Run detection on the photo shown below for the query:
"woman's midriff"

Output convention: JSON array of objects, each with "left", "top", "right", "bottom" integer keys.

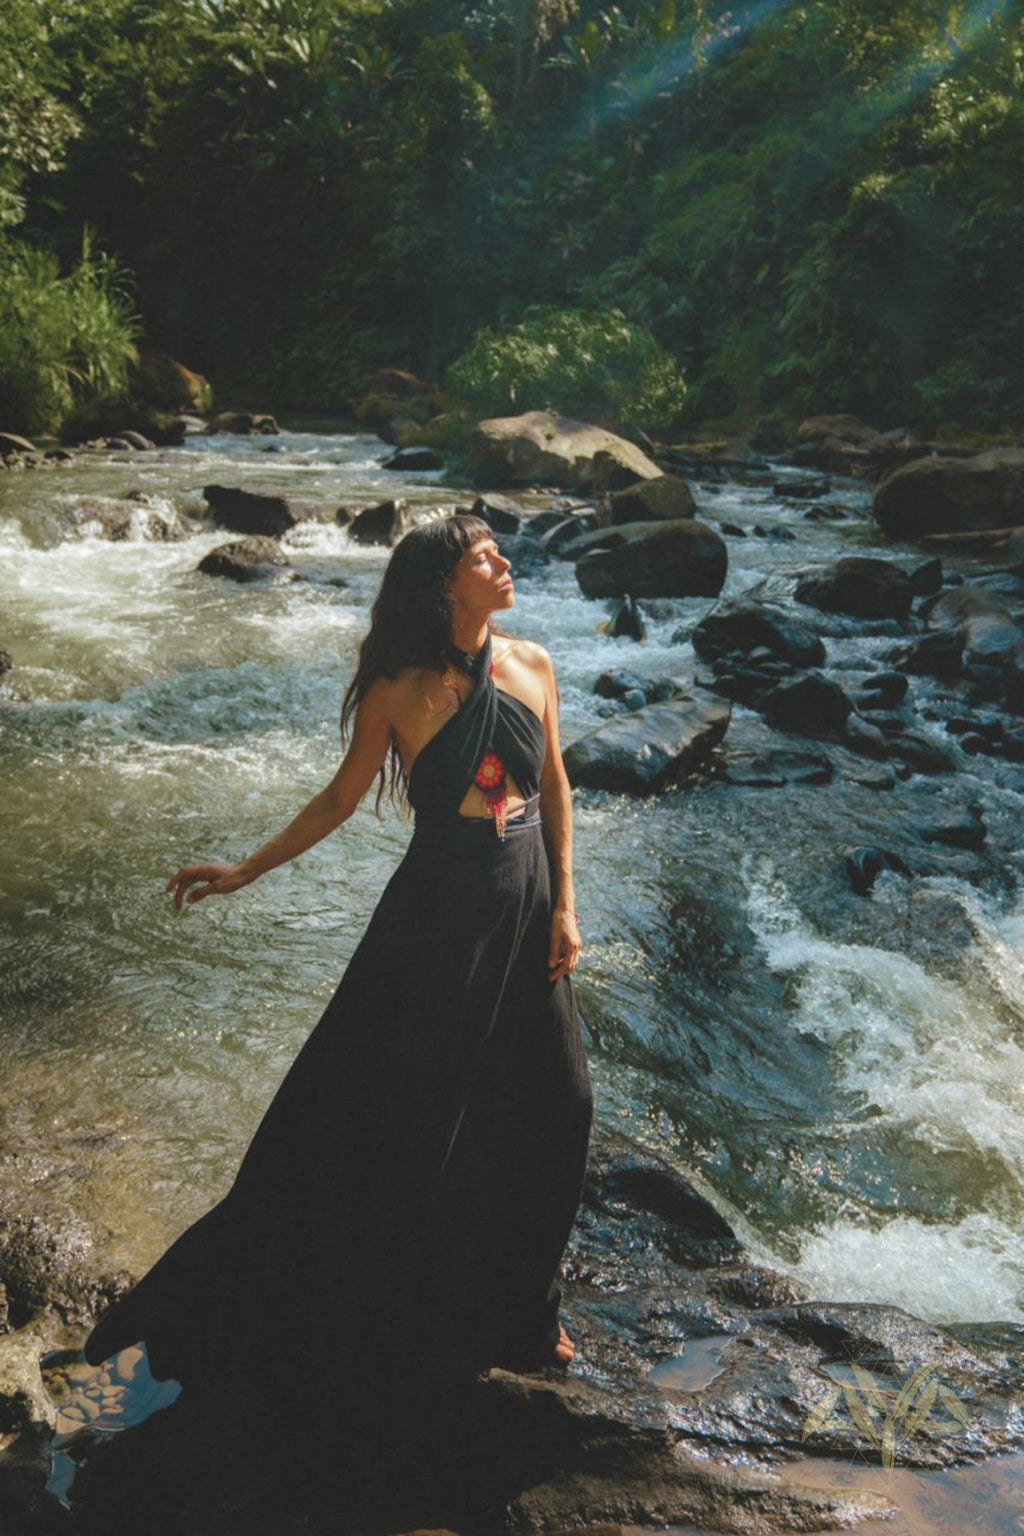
[{"left": 456, "top": 768, "right": 527, "bottom": 821}]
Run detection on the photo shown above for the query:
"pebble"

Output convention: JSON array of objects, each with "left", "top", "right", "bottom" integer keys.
[{"left": 114, "top": 1346, "right": 144, "bottom": 1383}]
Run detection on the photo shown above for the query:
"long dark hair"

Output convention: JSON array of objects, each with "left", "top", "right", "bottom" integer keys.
[{"left": 341, "top": 512, "right": 496, "bottom": 812}]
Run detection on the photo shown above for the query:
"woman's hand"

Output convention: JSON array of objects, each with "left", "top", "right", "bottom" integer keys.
[
  {"left": 548, "top": 906, "right": 581, "bottom": 983},
  {"left": 166, "top": 862, "right": 251, "bottom": 910}
]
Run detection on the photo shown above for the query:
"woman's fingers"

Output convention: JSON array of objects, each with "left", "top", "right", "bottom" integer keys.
[
  {"left": 548, "top": 918, "right": 582, "bottom": 981},
  {"left": 166, "top": 864, "right": 234, "bottom": 910}
]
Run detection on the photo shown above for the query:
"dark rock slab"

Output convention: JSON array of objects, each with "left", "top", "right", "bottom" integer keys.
[
  {"left": 202, "top": 484, "right": 325, "bottom": 537},
  {"left": 468, "top": 411, "right": 660, "bottom": 492},
  {"left": 763, "top": 673, "right": 852, "bottom": 737},
  {"left": 207, "top": 412, "right": 279, "bottom": 436},
  {"left": 381, "top": 445, "right": 444, "bottom": 471},
  {"left": 889, "top": 630, "right": 965, "bottom": 678},
  {"left": 197, "top": 537, "right": 292, "bottom": 582},
  {"left": 795, "top": 556, "right": 914, "bottom": 621},
  {"left": 347, "top": 499, "right": 414, "bottom": 546},
  {"left": 604, "top": 594, "right": 645, "bottom": 640},
  {"left": 574, "top": 520, "right": 728, "bottom": 600},
  {"left": 874, "top": 448, "right": 1024, "bottom": 539},
  {"left": 593, "top": 671, "right": 680, "bottom": 706},
  {"left": 721, "top": 748, "right": 834, "bottom": 786},
  {"left": 608, "top": 474, "right": 697, "bottom": 524},
  {"left": 469, "top": 492, "right": 524, "bottom": 533},
  {"left": 564, "top": 692, "right": 730, "bottom": 792},
  {"left": 692, "top": 601, "right": 825, "bottom": 668}
]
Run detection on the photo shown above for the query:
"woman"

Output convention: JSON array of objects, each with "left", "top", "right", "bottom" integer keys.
[{"left": 84, "top": 513, "right": 593, "bottom": 1398}]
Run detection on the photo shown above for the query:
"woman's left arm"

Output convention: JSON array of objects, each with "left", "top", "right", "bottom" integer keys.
[{"left": 537, "top": 649, "right": 581, "bottom": 983}]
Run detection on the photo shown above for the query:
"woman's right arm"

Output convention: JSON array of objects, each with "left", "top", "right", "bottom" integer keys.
[{"left": 167, "top": 681, "right": 396, "bottom": 910}]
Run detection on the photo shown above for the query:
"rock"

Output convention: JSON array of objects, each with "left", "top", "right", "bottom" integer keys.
[
  {"left": 493, "top": 531, "right": 549, "bottom": 577},
  {"left": 874, "top": 448, "right": 1024, "bottom": 539},
  {"left": 111, "top": 429, "right": 155, "bottom": 451},
  {"left": 795, "top": 413, "right": 882, "bottom": 449},
  {"left": 771, "top": 475, "right": 831, "bottom": 499},
  {"left": 789, "top": 416, "right": 884, "bottom": 473},
  {"left": 361, "top": 367, "right": 430, "bottom": 401},
  {"left": 0, "top": 647, "right": 12, "bottom": 675},
  {"left": 721, "top": 749, "right": 834, "bottom": 786},
  {"left": 197, "top": 538, "right": 292, "bottom": 582},
  {"left": 926, "top": 586, "right": 1023, "bottom": 666},
  {"left": 795, "top": 557, "right": 914, "bottom": 621},
  {"left": 381, "top": 446, "right": 444, "bottom": 472},
  {"left": 348, "top": 498, "right": 414, "bottom": 546},
  {"left": 0, "top": 1330, "right": 54, "bottom": 1433},
  {"left": 59, "top": 398, "right": 187, "bottom": 447},
  {"left": 845, "top": 846, "right": 913, "bottom": 895},
  {"left": 0, "top": 1172, "right": 132, "bottom": 1332},
  {"left": 574, "top": 520, "right": 728, "bottom": 600},
  {"left": 841, "top": 712, "right": 889, "bottom": 757},
  {"left": 888, "top": 630, "right": 964, "bottom": 678},
  {"left": 886, "top": 730, "right": 958, "bottom": 774},
  {"left": 601, "top": 595, "right": 645, "bottom": 640},
  {"left": 130, "top": 351, "right": 212, "bottom": 414},
  {"left": 468, "top": 411, "right": 661, "bottom": 492},
  {"left": 469, "top": 493, "right": 523, "bottom": 534},
  {"left": 692, "top": 601, "right": 825, "bottom": 668},
  {"left": 608, "top": 474, "right": 697, "bottom": 524},
  {"left": 907, "top": 556, "right": 943, "bottom": 596},
  {"left": 762, "top": 673, "right": 852, "bottom": 737},
  {"left": 202, "top": 484, "right": 325, "bottom": 537},
  {"left": 0, "top": 432, "right": 38, "bottom": 456},
  {"left": 207, "top": 411, "right": 279, "bottom": 436},
  {"left": 593, "top": 672, "right": 680, "bottom": 706},
  {"left": 538, "top": 513, "right": 599, "bottom": 554},
  {"left": 752, "top": 522, "right": 796, "bottom": 541},
  {"left": 852, "top": 670, "right": 909, "bottom": 709},
  {"left": 61, "top": 497, "right": 195, "bottom": 542},
  {"left": 564, "top": 692, "right": 730, "bottom": 792},
  {"left": 920, "top": 810, "right": 986, "bottom": 850}
]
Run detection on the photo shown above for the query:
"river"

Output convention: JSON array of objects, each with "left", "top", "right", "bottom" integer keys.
[{"left": 1, "top": 426, "right": 1022, "bottom": 1330}]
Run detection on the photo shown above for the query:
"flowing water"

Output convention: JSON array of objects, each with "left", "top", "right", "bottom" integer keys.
[{"left": 1, "top": 427, "right": 1022, "bottom": 1331}]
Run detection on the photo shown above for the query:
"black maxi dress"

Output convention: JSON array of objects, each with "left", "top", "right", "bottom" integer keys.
[{"left": 85, "top": 633, "right": 593, "bottom": 1396}]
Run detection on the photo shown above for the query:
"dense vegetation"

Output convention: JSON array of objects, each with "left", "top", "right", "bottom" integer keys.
[{"left": 2, "top": 0, "right": 1021, "bottom": 436}]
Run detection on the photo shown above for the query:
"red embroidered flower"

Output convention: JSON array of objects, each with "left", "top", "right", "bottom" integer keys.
[{"left": 474, "top": 751, "right": 506, "bottom": 792}]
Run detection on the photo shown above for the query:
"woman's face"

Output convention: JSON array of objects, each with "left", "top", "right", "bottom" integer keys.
[{"left": 446, "top": 536, "right": 515, "bottom": 618}]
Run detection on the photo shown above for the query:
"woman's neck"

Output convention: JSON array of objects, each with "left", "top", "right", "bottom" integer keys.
[{"left": 448, "top": 617, "right": 490, "bottom": 656}]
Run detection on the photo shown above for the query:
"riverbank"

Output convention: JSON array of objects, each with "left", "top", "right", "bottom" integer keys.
[{"left": 1, "top": 421, "right": 1022, "bottom": 1531}]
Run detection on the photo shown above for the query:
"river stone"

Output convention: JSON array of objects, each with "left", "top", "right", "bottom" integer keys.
[
  {"left": 563, "top": 692, "right": 730, "bottom": 793},
  {"left": 574, "top": 520, "right": 728, "bottom": 600},
  {"left": 874, "top": 448, "right": 1024, "bottom": 538},
  {"left": 202, "top": 483, "right": 328, "bottom": 537},
  {"left": 0, "top": 432, "right": 39, "bottom": 456},
  {"left": 131, "top": 349, "right": 212, "bottom": 413},
  {"left": 381, "top": 446, "right": 444, "bottom": 471},
  {"left": 692, "top": 601, "right": 825, "bottom": 668},
  {"left": 62, "top": 497, "right": 194, "bottom": 542},
  {"left": 593, "top": 671, "right": 680, "bottom": 706},
  {"left": 0, "top": 1330, "right": 54, "bottom": 1433},
  {"left": 888, "top": 630, "right": 964, "bottom": 678},
  {"left": 0, "top": 1176, "right": 132, "bottom": 1331},
  {"left": 470, "top": 492, "right": 523, "bottom": 533},
  {"left": 721, "top": 749, "right": 834, "bottom": 786},
  {"left": 604, "top": 594, "right": 645, "bottom": 640},
  {"left": 0, "top": 647, "right": 12, "bottom": 675},
  {"left": 841, "top": 712, "right": 889, "bottom": 757},
  {"left": 845, "top": 845, "right": 914, "bottom": 895},
  {"left": 348, "top": 498, "right": 414, "bottom": 546},
  {"left": 886, "top": 730, "right": 958, "bottom": 774},
  {"left": 197, "top": 537, "right": 291, "bottom": 582},
  {"left": 795, "top": 557, "right": 914, "bottom": 621},
  {"left": 926, "top": 585, "right": 1023, "bottom": 665},
  {"left": 468, "top": 410, "right": 660, "bottom": 491},
  {"left": 608, "top": 474, "right": 697, "bottom": 524},
  {"left": 763, "top": 673, "right": 852, "bottom": 737},
  {"left": 207, "top": 411, "right": 279, "bottom": 435}
]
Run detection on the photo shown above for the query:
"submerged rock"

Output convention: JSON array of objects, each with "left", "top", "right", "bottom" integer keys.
[
  {"left": 468, "top": 411, "right": 660, "bottom": 492},
  {"left": 197, "top": 537, "right": 292, "bottom": 582},
  {"left": 59, "top": 497, "right": 195, "bottom": 542},
  {"left": 574, "top": 519, "right": 728, "bottom": 600},
  {"left": 564, "top": 691, "right": 730, "bottom": 792}
]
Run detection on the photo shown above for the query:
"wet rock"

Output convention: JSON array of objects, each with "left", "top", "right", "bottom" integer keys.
[
  {"left": 692, "top": 601, "right": 825, "bottom": 668},
  {"left": 763, "top": 673, "right": 852, "bottom": 737},
  {"left": 851, "top": 670, "right": 909, "bottom": 709},
  {"left": 844, "top": 845, "right": 913, "bottom": 896},
  {"left": 0, "top": 647, "right": 12, "bottom": 676},
  {"left": 603, "top": 595, "right": 646, "bottom": 641},
  {"left": 841, "top": 712, "right": 888, "bottom": 757},
  {"left": 490, "top": 531, "right": 547, "bottom": 577},
  {"left": 926, "top": 586, "right": 1023, "bottom": 667},
  {"left": 564, "top": 692, "right": 730, "bottom": 793},
  {"left": 717, "top": 520, "right": 747, "bottom": 536},
  {"left": 0, "top": 1330, "right": 54, "bottom": 1434},
  {"left": 470, "top": 493, "right": 523, "bottom": 534},
  {"left": 889, "top": 630, "right": 965, "bottom": 678},
  {"left": 720, "top": 749, "right": 834, "bottom": 786},
  {"left": 203, "top": 484, "right": 327, "bottom": 537},
  {"left": 0, "top": 1176, "right": 132, "bottom": 1333},
  {"left": 538, "top": 513, "right": 599, "bottom": 554},
  {"left": 886, "top": 730, "right": 958, "bottom": 774},
  {"left": 59, "top": 399, "right": 188, "bottom": 447},
  {"left": 130, "top": 351, "right": 212, "bottom": 414},
  {"left": 110, "top": 429, "right": 155, "bottom": 451},
  {"left": 0, "top": 432, "right": 39, "bottom": 456},
  {"left": 574, "top": 520, "right": 727, "bottom": 600},
  {"left": 772, "top": 475, "right": 832, "bottom": 499},
  {"left": 197, "top": 537, "right": 292, "bottom": 582},
  {"left": 874, "top": 448, "right": 1024, "bottom": 539},
  {"left": 752, "top": 522, "right": 797, "bottom": 541},
  {"left": 60, "top": 497, "right": 195, "bottom": 542},
  {"left": 608, "top": 474, "right": 697, "bottom": 524},
  {"left": 920, "top": 809, "right": 986, "bottom": 850},
  {"left": 348, "top": 498, "right": 415, "bottom": 546},
  {"left": 593, "top": 671, "right": 680, "bottom": 707},
  {"left": 468, "top": 411, "right": 660, "bottom": 492},
  {"left": 381, "top": 446, "right": 444, "bottom": 472},
  {"left": 795, "top": 557, "right": 914, "bottom": 621},
  {"left": 207, "top": 411, "right": 279, "bottom": 435},
  {"left": 907, "top": 556, "right": 943, "bottom": 596}
]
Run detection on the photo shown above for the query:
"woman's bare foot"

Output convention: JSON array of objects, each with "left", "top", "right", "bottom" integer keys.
[{"left": 554, "top": 1323, "right": 575, "bottom": 1364}]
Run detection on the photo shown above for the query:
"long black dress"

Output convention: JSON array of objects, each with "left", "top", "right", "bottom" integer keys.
[{"left": 84, "top": 633, "right": 593, "bottom": 1395}]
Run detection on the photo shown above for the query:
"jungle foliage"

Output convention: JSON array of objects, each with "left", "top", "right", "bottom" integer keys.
[{"left": 2, "top": 0, "right": 1021, "bottom": 434}]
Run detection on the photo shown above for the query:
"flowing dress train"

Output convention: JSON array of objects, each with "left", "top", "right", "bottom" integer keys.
[{"left": 84, "top": 634, "right": 593, "bottom": 1393}]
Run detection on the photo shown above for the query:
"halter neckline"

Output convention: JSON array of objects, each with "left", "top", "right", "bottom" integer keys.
[{"left": 446, "top": 632, "right": 492, "bottom": 679}]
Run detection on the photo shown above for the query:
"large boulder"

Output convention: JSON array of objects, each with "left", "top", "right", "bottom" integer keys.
[
  {"left": 347, "top": 498, "right": 414, "bottom": 546},
  {"left": 794, "top": 556, "right": 915, "bottom": 621},
  {"left": 609, "top": 474, "right": 698, "bottom": 524},
  {"left": 574, "top": 519, "right": 728, "bottom": 599},
  {"left": 692, "top": 601, "right": 825, "bottom": 668},
  {"left": 197, "top": 537, "right": 292, "bottom": 582},
  {"left": 202, "top": 484, "right": 327, "bottom": 537},
  {"left": 468, "top": 410, "right": 660, "bottom": 491},
  {"left": 563, "top": 691, "right": 730, "bottom": 792},
  {"left": 130, "top": 350, "right": 212, "bottom": 414},
  {"left": 874, "top": 448, "right": 1024, "bottom": 539}
]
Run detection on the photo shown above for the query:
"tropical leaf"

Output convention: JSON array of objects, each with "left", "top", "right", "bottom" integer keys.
[{"left": 802, "top": 1384, "right": 842, "bottom": 1440}]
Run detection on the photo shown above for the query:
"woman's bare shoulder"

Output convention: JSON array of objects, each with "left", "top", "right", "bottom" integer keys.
[{"left": 495, "top": 634, "right": 553, "bottom": 672}]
